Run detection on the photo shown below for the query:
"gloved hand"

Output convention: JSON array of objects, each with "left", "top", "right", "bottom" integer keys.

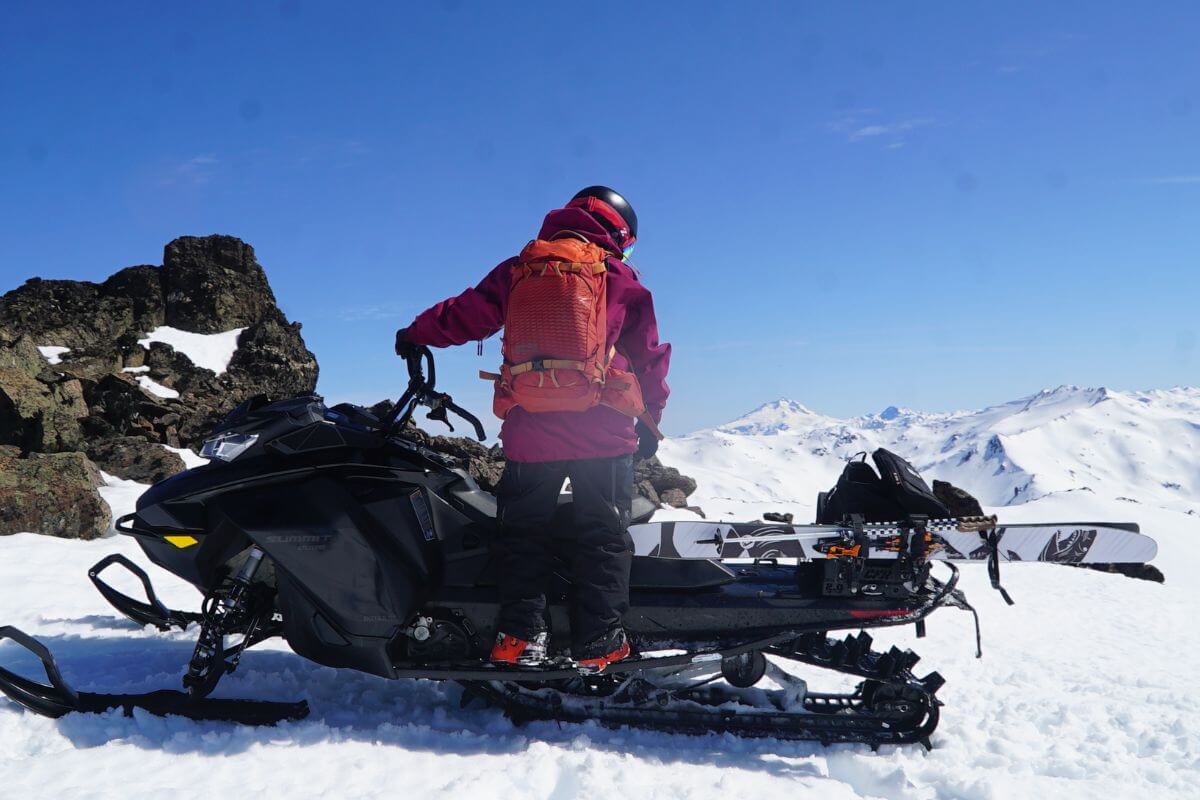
[
  {"left": 394, "top": 328, "right": 418, "bottom": 359},
  {"left": 635, "top": 420, "right": 659, "bottom": 461}
]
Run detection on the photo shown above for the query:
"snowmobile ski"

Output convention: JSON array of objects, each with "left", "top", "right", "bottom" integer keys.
[
  {"left": 630, "top": 518, "right": 1157, "bottom": 564},
  {"left": 0, "top": 626, "right": 307, "bottom": 725}
]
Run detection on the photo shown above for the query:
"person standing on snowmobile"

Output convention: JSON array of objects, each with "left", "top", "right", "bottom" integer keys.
[{"left": 394, "top": 186, "right": 671, "bottom": 670}]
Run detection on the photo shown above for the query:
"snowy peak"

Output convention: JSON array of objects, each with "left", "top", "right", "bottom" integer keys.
[{"left": 719, "top": 398, "right": 827, "bottom": 435}]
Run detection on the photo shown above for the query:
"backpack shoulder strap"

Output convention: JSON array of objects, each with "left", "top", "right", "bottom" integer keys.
[{"left": 549, "top": 229, "right": 591, "bottom": 243}]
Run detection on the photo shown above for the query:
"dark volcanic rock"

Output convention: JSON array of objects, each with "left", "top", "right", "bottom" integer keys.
[
  {"left": 0, "top": 449, "right": 111, "bottom": 539},
  {"left": 932, "top": 479, "right": 985, "bottom": 517},
  {"left": 80, "top": 373, "right": 180, "bottom": 445},
  {"left": 162, "top": 236, "right": 279, "bottom": 333},
  {"left": 763, "top": 511, "right": 794, "bottom": 524},
  {"left": 659, "top": 488, "right": 689, "bottom": 508},
  {"left": 0, "top": 234, "right": 318, "bottom": 456},
  {"left": 0, "top": 336, "right": 88, "bottom": 452},
  {"left": 87, "top": 436, "right": 186, "bottom": 484},
  {"left": 102, "top": 265, "right": 166, "bottom": 334},
  {"left": 0, "top": 234, "right": 320, "bottom": 538},
  {"left": 635, "top": 456, "right": 698, "bottom": 499}
]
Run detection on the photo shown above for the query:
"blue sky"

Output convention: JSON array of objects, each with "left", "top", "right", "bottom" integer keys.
[{"left": 1, "top": 2, "right": 1197, "bottom": 434}]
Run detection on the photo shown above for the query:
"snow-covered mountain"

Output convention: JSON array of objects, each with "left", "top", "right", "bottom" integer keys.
[{"left": 661, "top": 385, "right": 1200, "bottom": 522}]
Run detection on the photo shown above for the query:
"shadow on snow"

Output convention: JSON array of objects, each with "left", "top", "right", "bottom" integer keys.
[{"left": 0, "top": 620, "right": 899, "bottom": 777}]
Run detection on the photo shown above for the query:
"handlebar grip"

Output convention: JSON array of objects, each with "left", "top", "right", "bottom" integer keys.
[{"left": 405, "top": 346, "right": 436, "bottom": 390}]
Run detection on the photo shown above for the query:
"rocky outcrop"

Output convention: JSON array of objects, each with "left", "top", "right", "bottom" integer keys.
[
  {"left": 0, "top": 235, "right": 318, "bottom": 456},
  {"left": 161, "top": 236, "right": 278, "bottom": 332},
  {"left": 0, "top": 235, "right": 318, "bottom": 536},
  {"left": 0, "top": 447, "right": 111, "bottom": 539}
]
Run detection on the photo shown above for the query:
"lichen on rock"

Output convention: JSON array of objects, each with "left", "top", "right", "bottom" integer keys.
[{"left": 0, "top": 448, "right": 111, "bottom": 539}]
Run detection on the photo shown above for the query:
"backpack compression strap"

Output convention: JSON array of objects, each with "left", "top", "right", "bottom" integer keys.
[{"left": 515, "top": 261, "right": 608, "bottom": 278}]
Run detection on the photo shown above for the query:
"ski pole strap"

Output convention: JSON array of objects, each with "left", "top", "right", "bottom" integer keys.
[{"left": 984, "top": 528, "right": 1016, "bottom": 605}]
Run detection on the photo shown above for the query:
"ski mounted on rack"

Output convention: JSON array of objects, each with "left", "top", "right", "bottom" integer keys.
[
  {"left": 630, "top": 514, "right": 1154, "bottom": 606},
  {"left": 631, "top": 517, "right": 1154, "bottom": 564}
]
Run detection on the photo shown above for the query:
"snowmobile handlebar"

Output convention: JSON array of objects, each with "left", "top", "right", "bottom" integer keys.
[{"left": 380, "top": 345, "right": 487, "bottom": 442}]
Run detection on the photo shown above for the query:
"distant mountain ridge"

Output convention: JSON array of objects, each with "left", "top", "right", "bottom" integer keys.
[{"left": 660, "top": 385, "right": 1200, "bottom": 520}]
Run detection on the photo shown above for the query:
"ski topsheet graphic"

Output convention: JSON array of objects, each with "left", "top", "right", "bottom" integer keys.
[{"left": 629, "top": 519, "right": 1157, "bottom": 564}]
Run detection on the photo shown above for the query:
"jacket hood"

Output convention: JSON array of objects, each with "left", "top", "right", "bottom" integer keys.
[{"left": 537, "top": 208, "right": 625, "bottom": 257}]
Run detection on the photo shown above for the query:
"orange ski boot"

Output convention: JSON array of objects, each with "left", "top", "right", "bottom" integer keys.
[
  {"left": 489, "top": 631, "right": 549, "bottom": 666},
  {"left": 576, "top": 628, "right": 631, "bottom": 673}
]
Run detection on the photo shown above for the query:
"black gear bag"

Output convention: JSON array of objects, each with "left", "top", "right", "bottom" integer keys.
[{"left": 816, "top": 449, "right": 950, "bottom": 524}]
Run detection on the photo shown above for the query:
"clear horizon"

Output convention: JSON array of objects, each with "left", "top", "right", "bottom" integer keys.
[{"left": 2, "top": 3, "right": 1197, "bottom": 434}]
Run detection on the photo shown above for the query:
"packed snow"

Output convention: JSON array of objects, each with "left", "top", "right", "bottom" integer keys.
[
  {"left": 137, "top": 326, "right": 246, "bottom": 375},
  {"left": 36, "top": 345, "right": 70, "bottom": 365},
  {"left": 1, "top": 386, "right": 1197, "bottom": 799}
]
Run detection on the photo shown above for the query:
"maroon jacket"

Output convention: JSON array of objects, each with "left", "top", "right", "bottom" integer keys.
[{"left": 405, "top": 208, "right": 671, "bottom": 463}]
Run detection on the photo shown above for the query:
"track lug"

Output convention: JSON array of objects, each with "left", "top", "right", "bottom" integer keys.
[{"left": 921, "top": 671, "right": 945, "bottom": 693}]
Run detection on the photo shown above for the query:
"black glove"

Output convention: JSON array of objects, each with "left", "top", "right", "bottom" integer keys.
[
  {"left": 635, "top": 420, "right": 659, "bottom": 461},
  {"left": 394, "top": 328, "right": 418, "bottom": 359}
]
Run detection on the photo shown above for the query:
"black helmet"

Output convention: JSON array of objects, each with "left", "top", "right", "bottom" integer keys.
[{"left": 567, "top": 185, "right": 638, "bottom": 245}]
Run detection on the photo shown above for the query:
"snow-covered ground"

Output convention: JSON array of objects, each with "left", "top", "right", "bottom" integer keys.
[{"left": 2, "top": 388, "right": 1198, "bottom": 799}]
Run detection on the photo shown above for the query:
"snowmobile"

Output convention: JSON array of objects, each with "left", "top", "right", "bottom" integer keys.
[{"left": 0, "top": 348, "right": 1157, "bottom": 749}]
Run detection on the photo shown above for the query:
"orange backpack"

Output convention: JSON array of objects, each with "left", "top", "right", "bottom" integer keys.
[{"left": 482, "top": 235, "right": 662, "bottom": 439}]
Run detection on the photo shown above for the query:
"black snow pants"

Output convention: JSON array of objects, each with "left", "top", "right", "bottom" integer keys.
[{"left": 493, "top": 455, "right": 634, "bottom": 651}]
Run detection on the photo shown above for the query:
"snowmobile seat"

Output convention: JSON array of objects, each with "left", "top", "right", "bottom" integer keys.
[
  {"left": 447, "top": 470, "right": 498, "bottom": 519},
  {"left": 629, "top": 556, "right": 735, "bottom": 590}
]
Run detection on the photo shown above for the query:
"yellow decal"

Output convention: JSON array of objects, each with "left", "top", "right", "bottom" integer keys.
[{"left": 164, "top": 535, "right": 199, "bottom": 549}]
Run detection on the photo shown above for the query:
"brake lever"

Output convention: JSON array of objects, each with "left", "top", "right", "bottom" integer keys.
[
  {"left": 425, "top": 403, "right": 454, "bottom": 433},
  {"left": 445, "top": 398, "right": 487, "bottom": 441}
]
